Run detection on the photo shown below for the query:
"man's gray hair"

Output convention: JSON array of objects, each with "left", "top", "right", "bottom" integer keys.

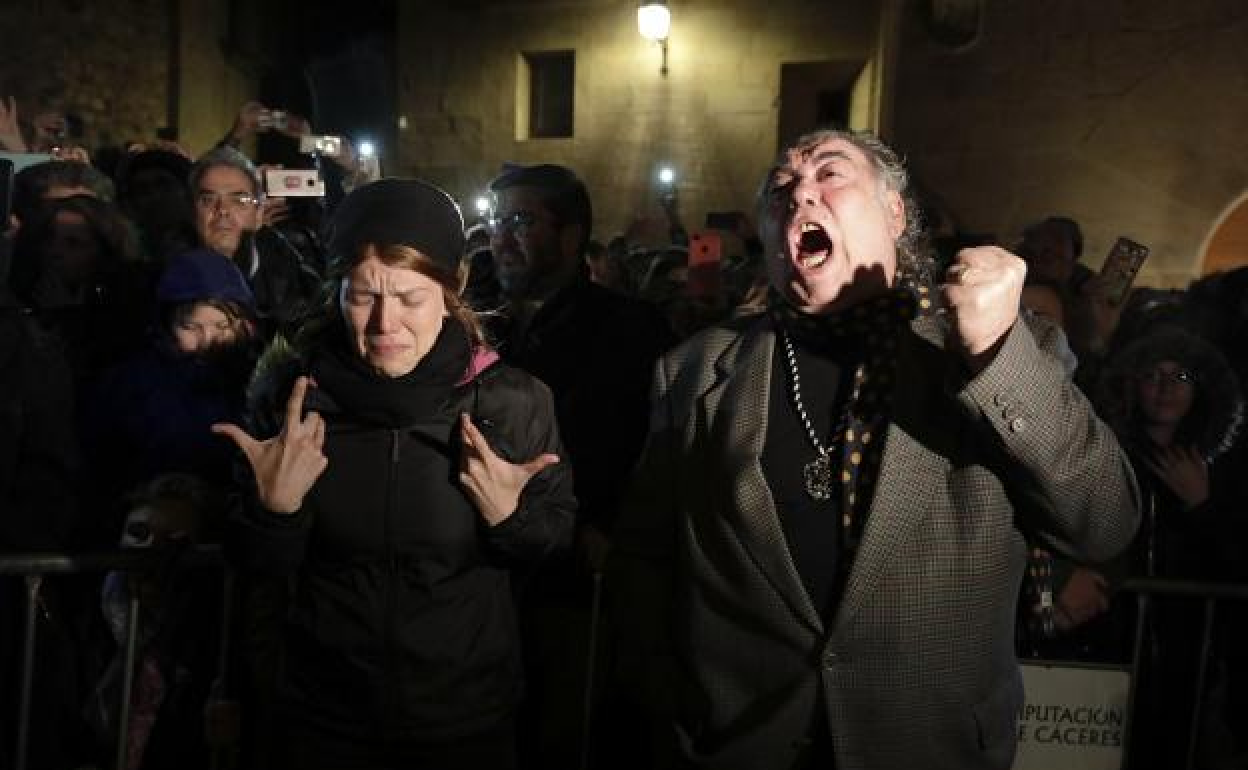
[
  {"left": 757, "top": 128, "right": 931, "bottom": 284},
  {"left": 189, "top": 146, "right": 262, "bottom": 198}
]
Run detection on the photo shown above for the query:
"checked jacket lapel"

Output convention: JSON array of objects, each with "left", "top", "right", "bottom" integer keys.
[{"left": 699, "top": 319, "right": 823, "bottom": 633}]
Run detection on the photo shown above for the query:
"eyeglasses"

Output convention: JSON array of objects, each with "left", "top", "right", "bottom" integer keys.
[
  {"left": 1140, "top": 367, "right": 1195, "bottom": 386},
  {"left": 195, "top": 190, "right": 260, "bottom": 212},
  {"left": 487, "top": 210, "right": 538, "bottom": 235}
]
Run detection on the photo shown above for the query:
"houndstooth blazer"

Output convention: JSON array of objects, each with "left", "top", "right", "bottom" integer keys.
[{"left": 609, "top": 311, "right": 1140, "bottom": 770}]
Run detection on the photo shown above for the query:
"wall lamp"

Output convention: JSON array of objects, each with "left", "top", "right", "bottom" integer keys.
[{"left": 638, "top": 0, "right": 671, "bottom": 76}]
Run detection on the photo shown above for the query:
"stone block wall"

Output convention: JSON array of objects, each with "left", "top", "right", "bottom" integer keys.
[
  {"left": 396, "top": 0, "right": 884, "bottom": 240},
  {"left": 892, "top": 0, "right": 1248, "bottom": 287},
  {"left": 0, "top": 0, "right": 255, "bottom": 158},
  {"left": 0, "top": 0, "right": 174, "bottom": 149}
]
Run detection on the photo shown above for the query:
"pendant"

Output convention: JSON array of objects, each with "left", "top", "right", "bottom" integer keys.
[{"left": 803, "top": 453, "right": 833, "bottom": 501}]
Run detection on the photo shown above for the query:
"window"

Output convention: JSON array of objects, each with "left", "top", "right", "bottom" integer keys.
[{"left": 519, "top": 50, "right": 574, "bottom": 140}]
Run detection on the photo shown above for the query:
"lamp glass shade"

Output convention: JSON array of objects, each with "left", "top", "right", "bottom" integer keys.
[{"left": 638, "top": 2, "right": 671, "bottom": 42}]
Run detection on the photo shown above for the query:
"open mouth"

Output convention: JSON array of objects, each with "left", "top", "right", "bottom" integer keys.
[{"left": 794, "top": 222, "right": 833, "bottom": 269}]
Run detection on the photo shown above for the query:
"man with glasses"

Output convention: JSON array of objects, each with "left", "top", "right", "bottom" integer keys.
[
  {"left": 190, "top": 147, "right": 264, "bottom": 261},
  {"left": 188, "top": 147, "right": 320, "bottom": 338},
  {"left": 487, "top": 163, "right": 675, "bottom": 769}
]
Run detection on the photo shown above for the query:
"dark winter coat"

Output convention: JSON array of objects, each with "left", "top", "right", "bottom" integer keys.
[
  {"left": 0, "top": 303, "right": 79, "bottom": 550},
  {"left": 230, "top": 325, "right": 576, "bottom": 744}
]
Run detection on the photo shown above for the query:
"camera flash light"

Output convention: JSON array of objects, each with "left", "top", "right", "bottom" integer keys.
[
  {"left": 474, "top": 196, "right": 491, "bottom": 215},
  {"left": 358, "top": 140, "right": 376, "bottom": 158},
  {"left": 658, "top": 167, "right": 675, "bottom": 185}
]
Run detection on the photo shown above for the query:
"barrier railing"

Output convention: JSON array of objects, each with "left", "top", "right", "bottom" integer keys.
[
  {"left": 0, "top": 547, "right": 226, "bottom": 770},
  {"left": 1119, "top": 576, "right": 1248, "bottom": 770},
  {"left": 5, "top": 551, "right": 1245, "bottom": 770}
]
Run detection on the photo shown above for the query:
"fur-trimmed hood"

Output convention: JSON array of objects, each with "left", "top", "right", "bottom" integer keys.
[{"left": 1097, "top": 324, "right": 1244, "bottom": 460}]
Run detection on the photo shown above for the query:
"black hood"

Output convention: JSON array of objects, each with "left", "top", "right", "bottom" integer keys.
[{"left": 1097, "top": 324, "right": 1244, "bottom": 460}]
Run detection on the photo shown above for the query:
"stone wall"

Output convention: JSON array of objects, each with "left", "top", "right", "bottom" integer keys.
[
  {"left": 396, "top": 0, "right": 885, "bottom": 239},
  {"left": 0, "top": 0, "right": 175, "bottom": 149},
  {"left": 892, "top": 0, "right": 1248, "bottom": 287},
  {"left": 0, "top": 0, "right": 255, "bottom": 158}
]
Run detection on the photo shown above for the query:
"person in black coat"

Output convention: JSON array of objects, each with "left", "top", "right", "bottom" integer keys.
[
  {"left": 487, "top": 163, "right": 677, "bottom": 769},
  {"left": 215, "top": 178, "right": 576, "bottom": 770}
]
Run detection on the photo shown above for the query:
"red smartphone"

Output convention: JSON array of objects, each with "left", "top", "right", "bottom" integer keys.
[
  {"left": 689, "top": 231, "right": 722, "bottom": 267},
  {"left": 1099, "top": 236, "right": 1149, "bottom": 305},
  {"left": 687, "top": 231, "right": 722, "bottom": 298}
]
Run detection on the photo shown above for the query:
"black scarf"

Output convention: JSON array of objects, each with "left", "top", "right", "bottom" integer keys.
[
  {"left": 767, "top": 280, "right": 931, "bottom": 575},
  {"left": 309, "top": 318, "right": 472, "bottom": 428}
]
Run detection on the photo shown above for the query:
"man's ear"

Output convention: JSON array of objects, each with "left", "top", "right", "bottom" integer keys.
[{"left": 885, "top": 190, "right": 905, "bottom": 242}]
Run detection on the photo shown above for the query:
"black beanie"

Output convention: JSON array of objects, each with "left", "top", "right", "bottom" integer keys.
[{"left": 327, "top": 178, "right": 465, "bottom": 274}]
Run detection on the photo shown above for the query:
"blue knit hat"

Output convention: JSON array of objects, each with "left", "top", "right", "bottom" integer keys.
[{"left": 157, "top": 248, "right": 255, "bottom": 310}]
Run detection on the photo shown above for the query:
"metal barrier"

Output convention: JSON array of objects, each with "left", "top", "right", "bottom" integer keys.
[
  {"left": 5, "top": 551, "right": 1244, "bottom": 770},
  {"left": 0, "top": 547, "right": 226, "bottom": 770},
  {"left": 1120, "top": 576, "right": 1248, "bottom": 770}
]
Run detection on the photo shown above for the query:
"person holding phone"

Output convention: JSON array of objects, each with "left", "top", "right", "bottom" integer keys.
[{"left": 215, "top": 178, "right": 575, "bottom": 770}]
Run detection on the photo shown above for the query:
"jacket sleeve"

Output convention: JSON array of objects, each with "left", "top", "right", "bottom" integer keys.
[
  {"left": 480, "top": 373, "right": 576, "bottom": 566},
  {"left": 956, "top": 316, "right": 1141, "bottom": 564},
  {"left": 227, "top": 482, "right": 315, "bottom": 576}
]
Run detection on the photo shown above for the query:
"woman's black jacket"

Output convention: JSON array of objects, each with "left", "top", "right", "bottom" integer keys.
[{"left": 229, "top": 337, "right": 576, "bottom": 742}]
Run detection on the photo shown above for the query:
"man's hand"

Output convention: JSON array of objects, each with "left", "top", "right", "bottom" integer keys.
[
  {"left": 459, "top": 414, "right": 559, "bottom": 527},
  {"left": 1054, "top": 566, "right": 1110, "bottom": 631},
  {"left": 1143, "top": 445, "right": 1210, "bottom": 511},
  {"left": 1077, "top": 274, "right": 1125, "bottom": 355},
  {"left": 275, "top": 112, "right": 312, "bottom": 139},
  {"left": 211, "top": 376, "right": 329, "bottom": 514},
  {"left": 229, "top": 101, "right": 268, "bottom": 144},
  {"left": 50, "top": 145, "right": 90, "bottom": 164},
  {"left": 260, "top": 196, "right": 290, "bottom": 228},
  {"left": 0, "top": 96, "right": 27, "bottom": 152},
  {"left": 942, "top": 246, "right": 1027, "bottom": 374}
]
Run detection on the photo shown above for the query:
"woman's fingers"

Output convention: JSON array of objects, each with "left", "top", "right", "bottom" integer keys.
[
  {"left": 211, "top": 422, "right": 261, "bottom": 463},
  {"left": 460, "top": 414, "right": 489, "bottom": 454},
  {"left": 522, "top": 453, "right": 561, "bottom": 477},
  {"left": 309, "top": 412, "right": 326, "bottom": 450},
  {"left": 284, "top": 376, "right": 311, "bottom": 434}
]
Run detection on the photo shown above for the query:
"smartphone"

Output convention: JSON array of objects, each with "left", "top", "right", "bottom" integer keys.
[
  {"left": 689, "top": 231, "right": 723, "bottom": 267},
  {"left": 1099, "top": 236, "right": 1149, "bottom": 305},
  {"left": 299, "top": 134, "right": 343, "bottom": 158},
  {"left": 256, "top": 109, "right": 288, "bottom": 131},
  {"left": 688, "top": 231, "right": 723, "bottom": 298},
  {"left": 264, "top": 169, "right": 325, "bottom": 198}
]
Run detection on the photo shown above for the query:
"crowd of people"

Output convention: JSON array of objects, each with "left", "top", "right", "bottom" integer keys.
[{"left": 0, "top": 92, "right": 1245, "bottom": 770}]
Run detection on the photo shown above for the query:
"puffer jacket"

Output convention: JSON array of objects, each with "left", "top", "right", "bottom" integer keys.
[{"left": 230, "top": 331, "right": 576, "bottom": 743}]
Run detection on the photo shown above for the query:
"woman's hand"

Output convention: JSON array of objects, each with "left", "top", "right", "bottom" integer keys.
[
  {"left": 212, "top": 376, "right": 329, "bottom": 514},
  {"left": 1143, "top": 444, "right": 1210, "bottom": 510},
  {"left": 458, "top": 414, "right": 559, "bottom": 527}
]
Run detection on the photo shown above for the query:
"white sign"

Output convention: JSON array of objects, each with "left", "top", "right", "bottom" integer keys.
[{"left": 1012, "top": 662, "right": 1131, "bottom": 770}]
